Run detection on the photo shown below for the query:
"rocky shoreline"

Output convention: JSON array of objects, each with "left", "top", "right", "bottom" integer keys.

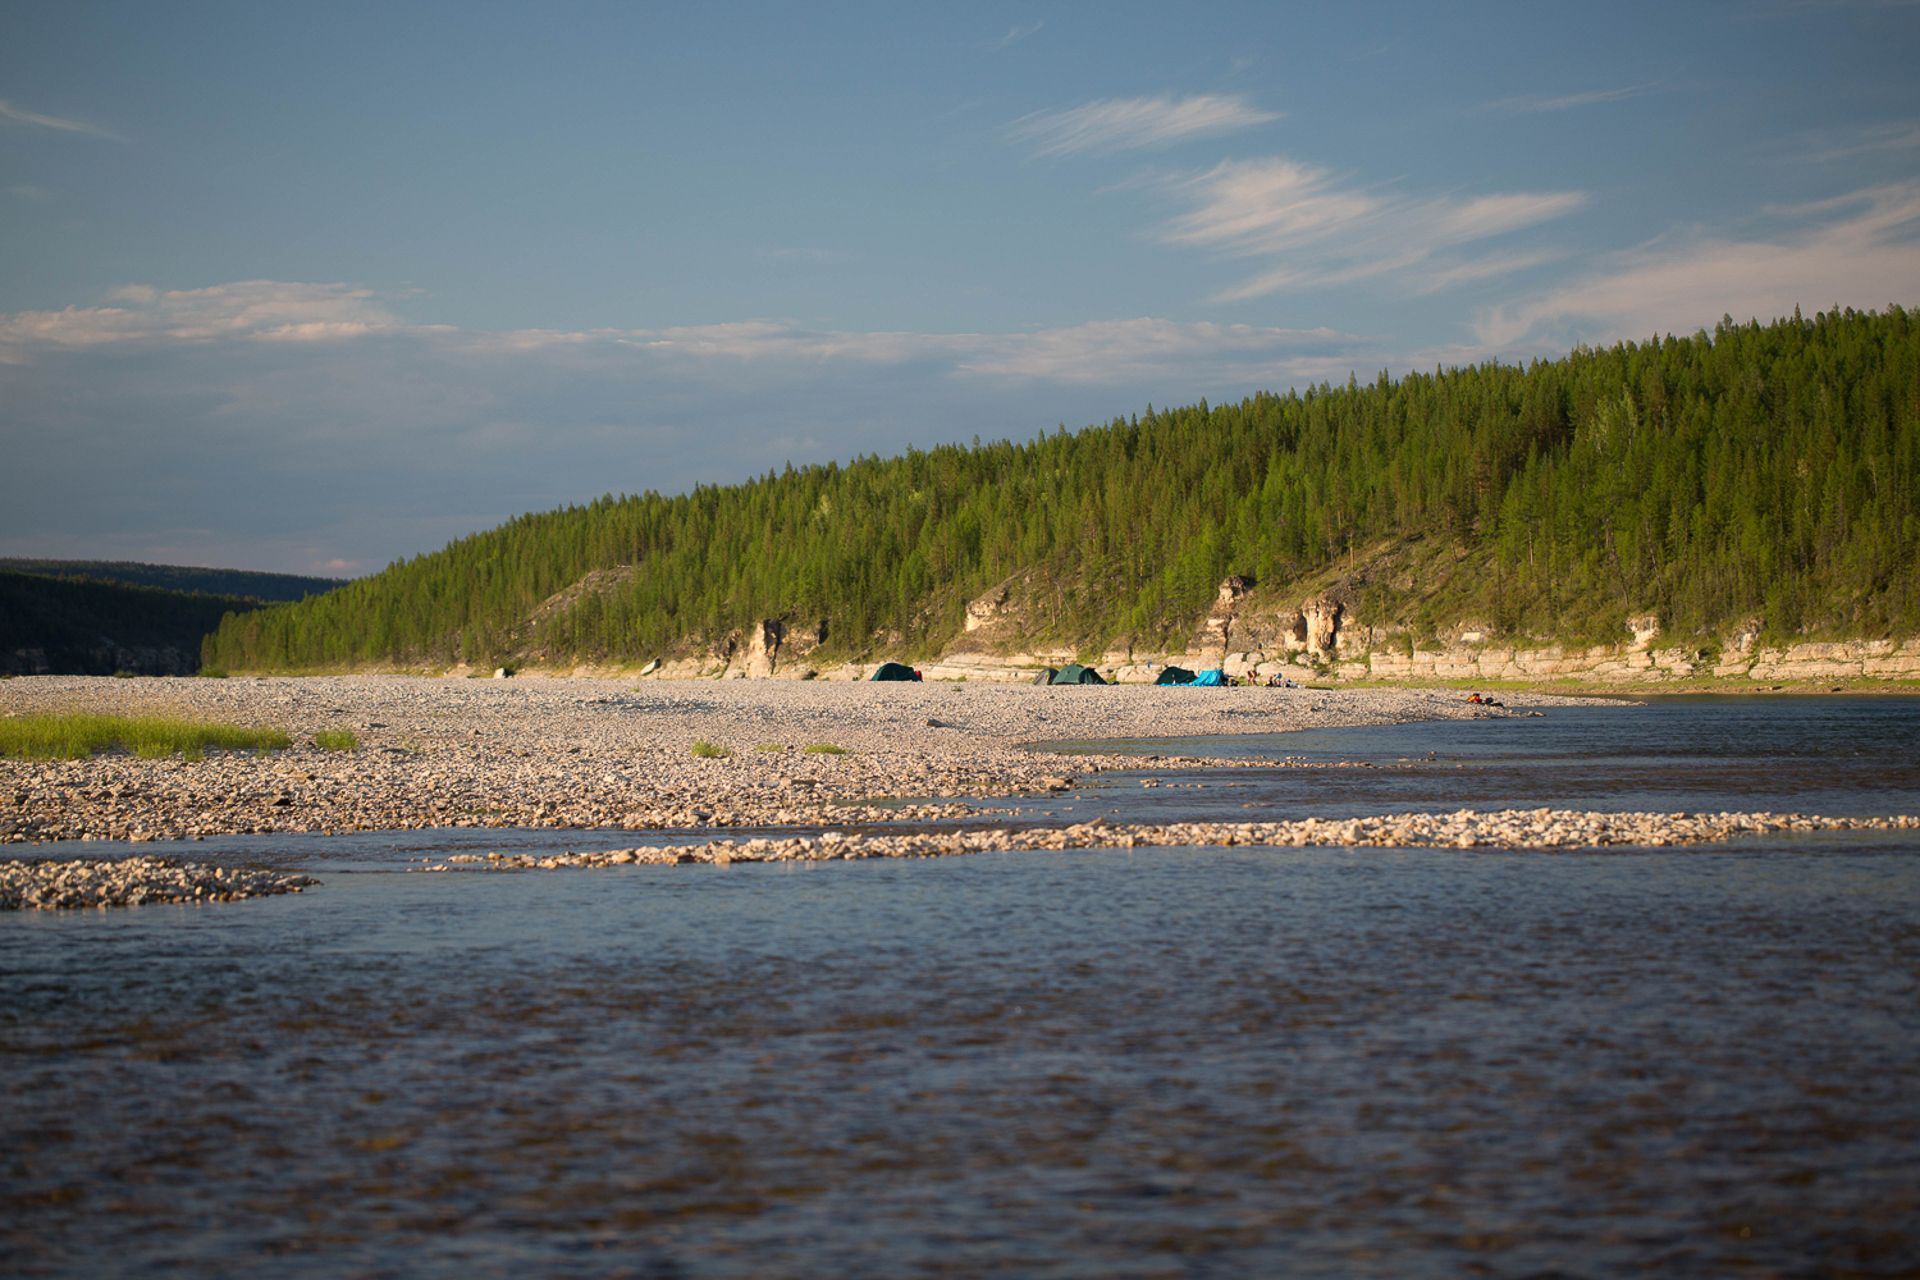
[{"left": 6, "top": 674, "right": 1911, "bottom": 911}]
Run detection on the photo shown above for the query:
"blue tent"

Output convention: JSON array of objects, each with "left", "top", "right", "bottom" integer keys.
[{"left": 1190, "top": 668, "right": 1228, "bottom": 686}]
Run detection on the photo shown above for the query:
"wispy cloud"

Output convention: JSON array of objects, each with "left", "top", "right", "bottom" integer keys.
[
  {"left": 1010, "top": 94, "right": 1279, "bottom": 158},
  {"left": 0, "top": 281, "right": 396, "bottom": 356},
  {"left": 1787, "top": 119, "right": 1920, "bottom": 163},
  {"left": 1159, "top": 156, "right": 1585, "bottom": 302},
  {"left": 0, "top": 97, "right": 124, "bottom": 142},
  {"left": 0, "top": 279, "right": 1373, "bottom": 394},
  {"left": 1474, "top": 182, "right": 1920, "bottom": 350},
  {"left": 1415, "top": 251, "right": 1560, "bottom": 294},
  {"left": 461, "top": 315, "right": 1363, "bottom": 388},
  {"left": 950, "top": 317, "right": 1356, "bottom": 384},
  {"left": 996, "top": 21, "right": 1043, "bottom": 49},
  {"left": 1481, "top": 83, "right": 1659, "bottom": 114}
]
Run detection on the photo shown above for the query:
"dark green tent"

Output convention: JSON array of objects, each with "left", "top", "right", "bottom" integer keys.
[
  {"left": 1050, "top": 663, "right": 1105, "bottom": 685},
  {"left": 1032, "top": 667, "right": 1058, "bottom": 685},
  {"left": 1154, "top": 666, "right": 1197, "bottom": 685},
  {"left": 870, "top": 661, "right": 921, "bottom": 681}
]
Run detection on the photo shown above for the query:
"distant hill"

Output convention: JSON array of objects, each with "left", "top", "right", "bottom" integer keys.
[
  {"left": 0, "top": 560, "right": 344, "bottom": 603},
  {"left": 0, "top": 572, "right": 271, "bottom": 676},
  {"left": 203, "top": 306, "right": 1919, "bottom": 674}
]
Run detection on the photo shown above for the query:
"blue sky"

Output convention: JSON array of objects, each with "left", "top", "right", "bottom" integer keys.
[{"left": 3, "top": 1, "right": 1918, "bottom": 575}]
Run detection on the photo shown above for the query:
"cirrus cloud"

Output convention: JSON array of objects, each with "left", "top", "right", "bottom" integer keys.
[
  {"left": 1161, "top": 156, "right": 1586, "bottom": 302},
  {"left": 0, "top": 97, "right": 124, "bottom": 142},
  {"left": 1009, "top": 93, "right": 1279, "bottom": 158},
  {"left": 1474, "top": 182, "right": 1920, "bottom": 350}
]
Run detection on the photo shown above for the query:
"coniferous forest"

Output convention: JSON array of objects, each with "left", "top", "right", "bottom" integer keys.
[
  {"left": 203, "top": 306, "right": 1920, "bottom": 672},
  {"left": 1, "top": 572, "right": 263, "bottom": 675}
]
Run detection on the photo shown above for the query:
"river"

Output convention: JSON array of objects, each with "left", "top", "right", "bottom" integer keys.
[{"left": 4, "top": 696, "right": 1917, "bottom": 1276}]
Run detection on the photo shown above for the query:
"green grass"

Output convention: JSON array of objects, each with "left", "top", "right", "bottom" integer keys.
[
  {"left": 802, "top": 742, "right": 850, "bottom": 755},
  {"left": 0, "top": 713, "right": 291, "bottom": 761},
  {"left": 755, "top": 742, "right": 786, "bottom": 753},
  {"left": 690, "top": 740, "right": 732, "bottom": 759},
  {"left": 311, "top": 729, "right": 359, "bottom": 751}
]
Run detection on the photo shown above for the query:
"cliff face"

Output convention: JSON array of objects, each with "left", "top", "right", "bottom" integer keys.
[
  {"left": 457, "top": 561, "right": 1920, "bottom": 686},
  {"left": 601, "top": 575, "right": 1920, "bottom": 686},
  {"left": 1152, "top": 585, "right": 1920, "bottom": 686}
]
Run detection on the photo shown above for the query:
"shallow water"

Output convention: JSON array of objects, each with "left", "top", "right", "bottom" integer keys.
[
  {"left": 5, "top": 698, "right": 1920, "bottom": 1277},
  {"left": 1026, "top": 695, "right": 1920, "bottom": 825}
]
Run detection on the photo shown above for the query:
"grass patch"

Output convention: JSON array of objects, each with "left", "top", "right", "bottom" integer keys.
[
  {"left": 755, "top": 742, "right": 786, "bottom": 753},
  {"left": 802, "top": 742, "right": 850, "bottom": 755},
  {"left": 0, "top": 713, "right": 290, "bottom": 762},
  {"left": 311, "top": 729, "right": 359, "bottom": 751},
  {"left": 690, "top": 740, "right": 732, "bottom": 759}
]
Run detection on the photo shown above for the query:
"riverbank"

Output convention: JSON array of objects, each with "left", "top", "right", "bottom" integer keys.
[{"left": 0, "top": 674, "right": 1592, "bottom": 845}]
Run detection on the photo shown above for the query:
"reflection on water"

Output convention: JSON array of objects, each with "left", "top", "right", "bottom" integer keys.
[
  {"left": 5, "top": 698, "right": 1920, "bottom": 1276},
  {"left": 1027, "top": 696, "right": 1920, "bottom": 825}
]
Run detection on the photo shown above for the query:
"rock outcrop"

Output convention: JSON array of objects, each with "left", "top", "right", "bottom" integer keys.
[
  {"left": 741, "top": 619, "right": 784, "bottom": 678},
  {"left": 518, "top": 566, "right": 1918, "bottom": 687},
  {"left": 1189, "top": 576, "right": 1251, "bottom": 659},
  {"left": 1301, "top": 594, "right": 1344, "bottom": 658}
]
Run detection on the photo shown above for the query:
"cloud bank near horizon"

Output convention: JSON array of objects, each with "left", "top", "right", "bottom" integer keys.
[
  {"left": 0, "top": 289, "right": 1382, "bottom": 574},
  {"left": 4, "top": 161, "right": 1915, "bottom": 576}
]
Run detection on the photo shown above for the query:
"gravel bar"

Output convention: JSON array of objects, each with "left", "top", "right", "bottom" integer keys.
[
  {"left": 1, "top": 674, "right": 1595, "bottom": 845},
  {"left": 418, "top": 809, "right": 1920, "bottom": 870},
  {"left": 1, "top": 855, "right": 317, "bottom": 910}
]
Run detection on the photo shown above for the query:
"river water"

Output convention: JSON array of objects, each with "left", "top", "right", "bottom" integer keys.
[{"left": 4, "top": 697, "right": 1918, "bottom": 1277}]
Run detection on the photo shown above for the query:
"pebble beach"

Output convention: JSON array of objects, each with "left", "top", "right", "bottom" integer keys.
[
  {"left": 4, "top": 674, "right": 1913, "bottom": 908},
  {"left": 1, "top": 673, "right": 1577, "bottom": 844}
]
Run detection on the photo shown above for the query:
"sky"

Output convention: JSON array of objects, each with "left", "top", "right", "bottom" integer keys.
[{"left": 3, "top": 1, "right": 1918, "bottom": 577}]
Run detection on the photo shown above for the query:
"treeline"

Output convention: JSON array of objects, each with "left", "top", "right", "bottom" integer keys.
[
  {"left": 0, "top": 560, "right": 343, "bottom": 603},
  {"left": 205, "top": 305, "right": 1920, "bottom": 672},
  {"left": 1, "top": 572, "right": 262, "bottom": 675}
]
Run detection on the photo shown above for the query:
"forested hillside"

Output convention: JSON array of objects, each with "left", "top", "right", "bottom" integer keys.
[
  {"left": 1, "top": 573, "right": 263, "bottom": 675},
  {"left": 205, "top": 306, "right": 1920, "bottom": 672}
]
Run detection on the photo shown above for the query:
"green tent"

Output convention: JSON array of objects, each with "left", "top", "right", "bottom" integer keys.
[
  {"left": 1050, "top": 663, "right": 1106, "bottom": 685},
  {"left": 870, "top": 661, "right": 922, "bottom": 681},
  {"left": 1032, "top": 667, "right": 1058, "bottom": 685},
  {"left": 1154, "top": 666, "right": 1197, "bottom": 685}
]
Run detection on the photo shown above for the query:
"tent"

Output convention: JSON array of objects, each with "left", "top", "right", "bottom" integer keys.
[
  {"left": 1032, "top": 667, "right": 1058, "bottom": 686},
  {"left": 1050, "top": 663, "right": 1106, "bottom": 685},
  {"left": 1190, "top": 668, "right": 1228, "bottom": 686},
  {"left": 870, "top": 661, "right": 922, "bottom": 682},
  {"left": 1154, "top": 666, "right": 1197, "bottom": 685}
]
